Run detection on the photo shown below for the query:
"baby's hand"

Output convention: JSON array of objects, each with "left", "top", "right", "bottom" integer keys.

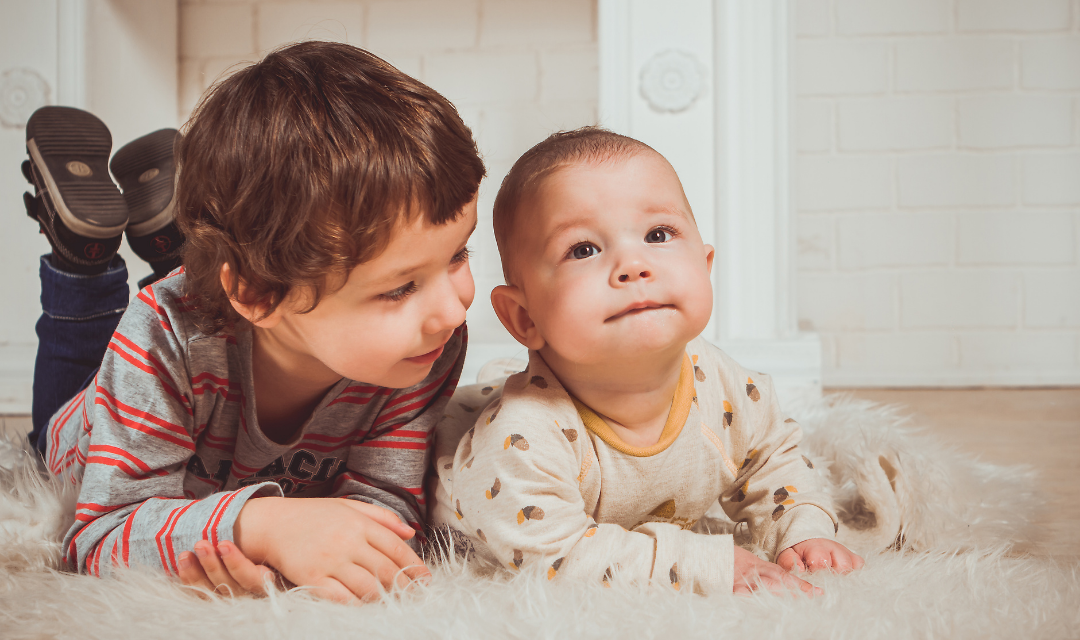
[
  {"left": 733, "top": 545, "right": 822, "bottom": 596},
  {"left": 776, "top": 538, "right": 864, "bottom": 574},
  {"left": 178, "top": 540, "right": 277, "bottom": 597}
]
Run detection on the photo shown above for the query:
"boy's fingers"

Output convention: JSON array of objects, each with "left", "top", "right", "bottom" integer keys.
[
  {"left": 312, "top": 577, "right": 361, "bottom": 605},
  {"left": 333, "top": 565, "right": 385, "bottom": 603},
  {"left": 357, "top": 553, "right": 415, "bottom": 592},
  {"left": 782, "top": 571, "right": 821, "bottom": 596},
  {"left": 177, "top": 551, "right": 215, "bottom": 597},
  {"left": 341, "top": 499, "right": 415, "bottom": 539},
  {"left": 217, "top": 541, "right": 274, "bottom": 595},
  {"left": 194, "top": 540, "right": 243, "bottom": 596},
  {"left": 365, "top": 525, "right": 429, "bottom": 576}
]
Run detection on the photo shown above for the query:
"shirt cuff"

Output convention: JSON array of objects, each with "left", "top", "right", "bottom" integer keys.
[
  {"left": 770, "top": 503, "right": 838, "bottom": 559},
  {"left": 651, "top": 525, "right": 734, "bottom": 595},
  {"left": 214, "top": 481, "right": 285, "bottom": 544}
]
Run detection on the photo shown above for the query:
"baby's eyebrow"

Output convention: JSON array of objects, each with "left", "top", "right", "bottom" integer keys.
[{"left": 543, "top": 218, "right": 591, "bottom": 252}]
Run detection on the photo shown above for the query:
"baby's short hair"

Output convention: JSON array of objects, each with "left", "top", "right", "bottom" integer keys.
[
  {"left": 492, "top": 126, "right": 653, "bottom": 284},
  {"left": 175, "top": 41, "right": 485, "bottom": 333}
]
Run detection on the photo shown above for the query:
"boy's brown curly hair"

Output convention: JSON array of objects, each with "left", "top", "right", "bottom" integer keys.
[{"left": 175, "top": 41, "right": 485, "bottom": 333}]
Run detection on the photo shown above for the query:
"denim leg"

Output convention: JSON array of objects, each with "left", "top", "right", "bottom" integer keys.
[{"left": 30, "top": 255, "right": 129, "bottom": 455}]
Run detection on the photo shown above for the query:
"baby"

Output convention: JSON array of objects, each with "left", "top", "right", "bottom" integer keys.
[{"left": 432, "top": 127, "right": 862, "bottom": 595}]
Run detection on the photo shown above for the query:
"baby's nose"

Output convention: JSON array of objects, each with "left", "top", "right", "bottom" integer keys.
[{"left": 618, "top": 268, "right": 652, "bottom": 283}]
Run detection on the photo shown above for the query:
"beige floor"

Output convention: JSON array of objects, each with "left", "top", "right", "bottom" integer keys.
[
  {"left": 827, "top": 388, "right": 1080, "bottom": 559},
  {"left": 4, "top": 388, "right": 1078, "bottom": 557}
]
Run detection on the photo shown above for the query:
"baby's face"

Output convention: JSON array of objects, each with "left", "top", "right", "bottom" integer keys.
[{"left": 511, "top": 151, "right": 714, "bottom": 366}]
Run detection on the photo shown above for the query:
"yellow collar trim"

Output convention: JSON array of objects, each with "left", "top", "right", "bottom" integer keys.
[{"left": 572, "top": 354, "right": 694, "bottom": 458}]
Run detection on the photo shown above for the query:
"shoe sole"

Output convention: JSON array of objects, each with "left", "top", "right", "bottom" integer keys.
[
  {"left": 26, "top": 107, "right": 128, "bottom": 239},
  {"left": 110, "top": 128, "right": 179, "bottom": 236}
]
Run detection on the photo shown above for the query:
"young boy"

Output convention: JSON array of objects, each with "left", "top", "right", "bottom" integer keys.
[
  {"left": 431, "top": 128, "right": 862, "bottom": 595},
  {"left": 23, "top": 41, "right": 485, "bottom": 602}
]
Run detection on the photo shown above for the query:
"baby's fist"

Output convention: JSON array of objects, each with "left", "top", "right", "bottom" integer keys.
[{"left": 777, "top": 538, "right": 863, "bottom": 574}]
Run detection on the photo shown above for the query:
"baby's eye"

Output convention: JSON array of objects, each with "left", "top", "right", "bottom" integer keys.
[
  {"left": 645, "top": 227, "right": 675, "bottom": 243},
  {"left": 569, "top": 243, "right": 599, "bottom": 260},
  {"left": 378, "top": 282, "right": 418, "bottom": 302}
]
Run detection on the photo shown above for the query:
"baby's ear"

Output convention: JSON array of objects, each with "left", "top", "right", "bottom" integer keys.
[
  {"left": 219, "top": 262, "right": 283, "bottom": 328},
  {"left": 490, "top": 285, "right": 545, "bottom": 350}
]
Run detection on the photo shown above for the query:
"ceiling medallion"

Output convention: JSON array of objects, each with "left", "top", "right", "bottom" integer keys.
[
  {"left": 639, "top": 50, "right": 705, "bottom": 114},
  {"left": 0, "top": 68, "right": 50, "bottom": 129}
]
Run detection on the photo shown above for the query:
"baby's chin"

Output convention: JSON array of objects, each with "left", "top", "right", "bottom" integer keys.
[{"left": 544, "top": 331, "right": 696, "bottom": 370}]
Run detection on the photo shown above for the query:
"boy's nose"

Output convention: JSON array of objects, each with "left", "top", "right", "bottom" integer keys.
[{"left": 424, "top": 278, "right": 469, "bottom": 334}]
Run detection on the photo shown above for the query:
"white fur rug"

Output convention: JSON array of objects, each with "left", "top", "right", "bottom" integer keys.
[{"left": 2, "top": 395, "right": 1078, "bottom": 640}]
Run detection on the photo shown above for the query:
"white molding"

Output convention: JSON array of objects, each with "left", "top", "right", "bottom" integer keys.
[
  {"left": 713, "top": 0, "right": 797, "bottom": 343},
  {"left": 57, "top": 0, "right": 88, "bottom": 109},
  {"left": 597, "top": 0, "right": 631, "bottom": 134},
  {"left": 598, "top": 0, "right": 821, "bottom": 397}
]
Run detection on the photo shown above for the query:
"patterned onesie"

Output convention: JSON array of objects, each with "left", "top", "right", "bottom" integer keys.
[{"left": 431, "top": 336, "right": 838, "bottom": 595}]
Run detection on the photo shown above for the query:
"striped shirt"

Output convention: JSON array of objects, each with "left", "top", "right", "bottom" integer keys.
[{"left": 46, "top": 269, "right": 465, "bottom": 578}]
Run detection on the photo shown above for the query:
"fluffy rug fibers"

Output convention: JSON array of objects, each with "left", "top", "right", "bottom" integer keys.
[{"left": 1, "top": 395, "right": 1078, "bottom": 640}]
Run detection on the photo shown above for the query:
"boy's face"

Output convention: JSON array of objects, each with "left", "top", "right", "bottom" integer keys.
[
  {"left": 260, "top": 199, "right": 477, "bottom": 389},
  {"left": 509, "top": 152, "right": 714, "bottom": 366}
]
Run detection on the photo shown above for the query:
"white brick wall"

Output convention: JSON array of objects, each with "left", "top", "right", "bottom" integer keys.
[
  {"left": 798, "top": 0, "right": 1080, "bottom": 386},
  {"left": 177, "top": 0, "right": 1079, "bottom": 387}
]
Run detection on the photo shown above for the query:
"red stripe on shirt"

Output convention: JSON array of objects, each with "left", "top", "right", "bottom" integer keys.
[
  {"left": 88, "top": 444, "right": 159, "bottom": 476},
  {"left": 97, "top": 387, "right": 189, "bottom": 440},
  {"left": 157, "top": 502, "right": 196, "bottom": 575},
  {"left": 86, "top": 454, "right": 163, "bottom": 480},
  {"left": 121, "top": 501, "right": 147, "bottom": 567},
  {"left": 381, "top": 370, "right": 449, "bottom": 412},
  {"left": 106, "top": 342, "right": 189, "bottom": 411},
  {"left": 208, "top": 491, "right": 241, "bottom": 546},
  {"left": 94, "top": 398, "right": 195, "bottom": 452},
  {"left": 357, "top": 441, "right": 428, "bottom": 450}
]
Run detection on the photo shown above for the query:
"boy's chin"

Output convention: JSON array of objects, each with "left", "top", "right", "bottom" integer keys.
[{"left": 348, "top": 362, "right": 433, "bottom": 390}]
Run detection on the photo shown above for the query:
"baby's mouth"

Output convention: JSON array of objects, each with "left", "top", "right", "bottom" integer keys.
[{"left": 605, "top": 301, "right": 674, "bottom": 322}]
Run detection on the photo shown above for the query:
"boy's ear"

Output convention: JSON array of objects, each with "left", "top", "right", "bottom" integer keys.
[
  {"left": 219, "top": 263, "right": 283, "bottom": 329},
  {"left": 490, "top": 285, "right": 545, "bottom": 351}
]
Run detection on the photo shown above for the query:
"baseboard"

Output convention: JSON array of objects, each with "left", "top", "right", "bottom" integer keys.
[
  {"left": 0, "top": 343, "right": 35, "bottom": 414},
  {"left": 823, "top": 371, "right": 1080, "bottom": 388}
]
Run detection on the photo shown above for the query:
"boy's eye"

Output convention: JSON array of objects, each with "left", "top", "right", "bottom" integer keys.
[
  {"left": 568, "top": 243, "right": 599, "bottom": 260},
  {"left": 378, "top": 282, "right": 418, "bottom": 302},
  {"left": 451, "top": 247, "right": 471, "bottom": 265},
  {"left": 645, "top": 227, "right": 675, "bottom": 243}
]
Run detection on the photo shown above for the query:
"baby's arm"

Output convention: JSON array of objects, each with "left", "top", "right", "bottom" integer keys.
[{"left": 717, "top": 370, "right": 859, "bottom": 572}]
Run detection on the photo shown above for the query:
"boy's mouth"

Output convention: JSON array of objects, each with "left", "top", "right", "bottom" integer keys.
[
  {"left": 605, "top": 301, "right": 673, "bottom": 322},
  {"left": 406, "top": 344, "right": 445, "bottom": 365}
]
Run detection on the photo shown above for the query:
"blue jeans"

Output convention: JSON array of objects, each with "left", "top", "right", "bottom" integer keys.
[{"left": 29, "top": 255, "right": 130, "bottom": 455}]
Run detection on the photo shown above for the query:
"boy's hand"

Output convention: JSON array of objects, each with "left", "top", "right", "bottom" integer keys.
[
  {"left": 776, "top": 538, "right": 864, "bottom": 574},
  {"left": 234, "top": 496, "right": 431, "bottom": 603},
  {"left": 733, "top": 545, "right": 822, "bottom": 596},
  {"left": 178, "top": 540, "right": 277, "bottom": 597}
]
